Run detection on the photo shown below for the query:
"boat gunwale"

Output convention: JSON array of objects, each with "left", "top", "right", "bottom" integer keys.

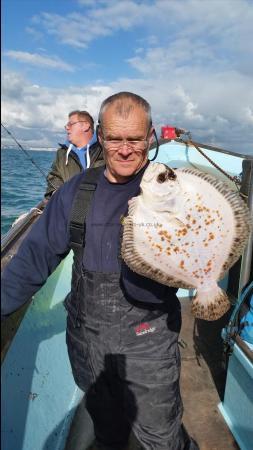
[
  {"left": 235, "top": 335, "right": 253, "bottom": 364},
  {"left": 1, "top": 200, "right": 46, "bottom": 256},
  {"left": 151, "top": 138, "right": 253, "bottom": 160}
]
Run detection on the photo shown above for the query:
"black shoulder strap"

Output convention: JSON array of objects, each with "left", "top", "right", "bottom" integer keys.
[{"left": 69, "top": 166, "right": 105, "bottom": 254}]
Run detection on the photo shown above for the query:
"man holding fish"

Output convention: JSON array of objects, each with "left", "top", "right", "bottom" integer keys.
[{"left": 2, "top": 92, "right": 199, "bottom": 449}]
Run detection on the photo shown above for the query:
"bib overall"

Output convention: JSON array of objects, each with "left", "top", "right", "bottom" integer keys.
[{"left": 64, "top": 166, "right": 198, "bottom": 450}]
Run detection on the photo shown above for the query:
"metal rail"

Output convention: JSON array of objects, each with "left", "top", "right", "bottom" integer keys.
[
  {"left": 239, "top": 161, "right": 253, "bottom": 292},
  {"left": 154, "top": 138, "right": 253, "bottom": 160},
  {"left": 1, "top": 200, "right": 46, "bottom": 256}
]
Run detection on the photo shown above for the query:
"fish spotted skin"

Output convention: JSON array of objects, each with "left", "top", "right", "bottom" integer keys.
[{"left": 122, "top": 163, "right": 251, "bottom": 321}]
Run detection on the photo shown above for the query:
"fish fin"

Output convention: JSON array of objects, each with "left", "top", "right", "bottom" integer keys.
[
  {"left": 127, "top": 196, "right": 139, "bottom": 215},
  {"left": 191, "top": 285, "right": 230, "bottom": 321}
]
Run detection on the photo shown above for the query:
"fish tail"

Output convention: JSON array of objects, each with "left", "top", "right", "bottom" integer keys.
[{"left": 191, "top": 285, "right": 231, "bottom": 321}]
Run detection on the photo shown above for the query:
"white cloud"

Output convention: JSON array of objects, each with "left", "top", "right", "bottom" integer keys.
[
  {"left": 244, "top": 107, "right": 253, "bottom": 124},
  {"left": 30, "top": 0, "right": 253, "bottom": 66},
  {"left": 78, "top": 0, "right": 99, "bottom": 5},
  {"left": 25, "top": 27, "right": 43, "bottom": 41},
  {"left": 2, "top": 66, "right": 253, "bottom": 154},
  {"left": 1, "top": 70, "right": 112, "bottom": 148},
  {"left": 31, "top": 2, "right": 148, "bottom": 48},
  {"left": 4, "top": 51, "right": 74, "bottom": 72},
  {"left": 174, "top": 86, "right": 203, "bottom": 122}
]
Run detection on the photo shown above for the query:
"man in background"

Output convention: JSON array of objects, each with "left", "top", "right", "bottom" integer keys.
[{"left": 45, "top": 110, "right": 104, "bottom": 198}]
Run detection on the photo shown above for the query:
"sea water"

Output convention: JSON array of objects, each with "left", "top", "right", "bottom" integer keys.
[{"left": 1, "top": 148, "right": 56, "bottom": 236}]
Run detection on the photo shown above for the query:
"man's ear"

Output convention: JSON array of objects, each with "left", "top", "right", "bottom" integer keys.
[
  {"left": 96, "top": 124, "right": 103, "bottom": 145},
  {"left": 149, "top": 128, "right": 159, "bottom": 161},
  {"left": 148, "top": 127, "right": 155, "bottom": 146}
]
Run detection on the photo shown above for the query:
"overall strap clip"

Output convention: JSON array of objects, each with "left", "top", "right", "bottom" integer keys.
[{"left": 69, "top": 166, "right": 105, "bottom": 252}]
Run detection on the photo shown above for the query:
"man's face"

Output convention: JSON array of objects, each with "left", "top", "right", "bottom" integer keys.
[
  {"left": 65, "top": 113, "right": 91, "bottom": 147},
  {"left": 99, "top": 105, "right": 153, "bottom": 183}
]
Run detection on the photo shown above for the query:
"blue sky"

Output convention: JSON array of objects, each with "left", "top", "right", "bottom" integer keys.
[{"left": 2, "top": 0, "right": 253, "bottom": 153}]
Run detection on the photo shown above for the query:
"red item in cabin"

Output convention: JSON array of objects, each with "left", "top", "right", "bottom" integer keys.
[{"left": 161, "top": 126, "right": 177, "bottom": 140}]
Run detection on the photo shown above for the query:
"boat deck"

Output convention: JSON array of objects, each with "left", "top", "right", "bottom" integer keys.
[
  {"left": 180, "top": 297, "right": 238, "bottom": 450},
  {"left": 64, "top": 296, "right": 239, "bottom": 450}
]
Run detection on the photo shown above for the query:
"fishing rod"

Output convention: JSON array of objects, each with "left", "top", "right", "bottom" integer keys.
[{"left": 1, "top": 122, "right": 58, "bottom": 191}]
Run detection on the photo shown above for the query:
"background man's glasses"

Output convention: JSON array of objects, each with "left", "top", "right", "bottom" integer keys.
[{"left": 65, "top": 121, "right": 90, "bottom": 130}]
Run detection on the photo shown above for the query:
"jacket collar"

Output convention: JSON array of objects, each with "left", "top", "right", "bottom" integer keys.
[{"left": 65, "top": 132, "right": 97, "bottom": 166}]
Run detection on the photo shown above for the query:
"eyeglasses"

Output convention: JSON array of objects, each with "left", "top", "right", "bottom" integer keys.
[
  {"left": 102, "top": 138, "right": 148, "bottom": 152},
  {"left": 101, "top": 129, "right": 151, "bottom": 152},
  {"left": 64, "top": 121, "right": 90, "bottom": 129}
]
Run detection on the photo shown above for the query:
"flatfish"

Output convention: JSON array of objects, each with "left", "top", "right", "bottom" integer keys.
[{"left": 122, "top": 163, "right": 251, "bottom": 320}]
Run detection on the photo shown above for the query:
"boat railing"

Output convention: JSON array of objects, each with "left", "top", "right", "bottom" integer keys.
[
  {"left": 1, "top": 200, "right": 48, "bottom": 361},
  {"left": 153, "top": 137, "right": 253, "bottom": 161},
  {"left": 1, "top": 199, "right": 46, "bottom": 258}
]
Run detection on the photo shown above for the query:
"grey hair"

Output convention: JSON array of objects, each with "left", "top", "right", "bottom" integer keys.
[{"left": 98, "top": 92, "right": 152, "bottom": 127}]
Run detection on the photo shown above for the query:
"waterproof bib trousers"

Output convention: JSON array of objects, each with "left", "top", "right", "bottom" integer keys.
[{"left": 66, "top": 269, "right": 197, "bottom": 450}]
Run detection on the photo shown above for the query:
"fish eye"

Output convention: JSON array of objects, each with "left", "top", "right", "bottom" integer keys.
[
  {"left": 157, "top": 172, "right": 167, "bottom": 183},
  {"left": 157, "top": 169, "right": 177, "bottom": 183}
]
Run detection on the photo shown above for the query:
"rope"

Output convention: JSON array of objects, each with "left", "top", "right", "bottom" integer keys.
[
  {"left": 177, "top": 132, "right": 245, "bottom": 196},
  {"left": 191, "top": 141, "right": 241, "bottom": 187}
]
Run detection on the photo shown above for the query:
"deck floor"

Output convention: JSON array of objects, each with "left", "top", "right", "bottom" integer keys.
[
  {"left": 65, "top": 297, "right": 239, "bottom": 450},
  {"left": 180, "top": 297, "right": 238, "bottom": 450}
]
